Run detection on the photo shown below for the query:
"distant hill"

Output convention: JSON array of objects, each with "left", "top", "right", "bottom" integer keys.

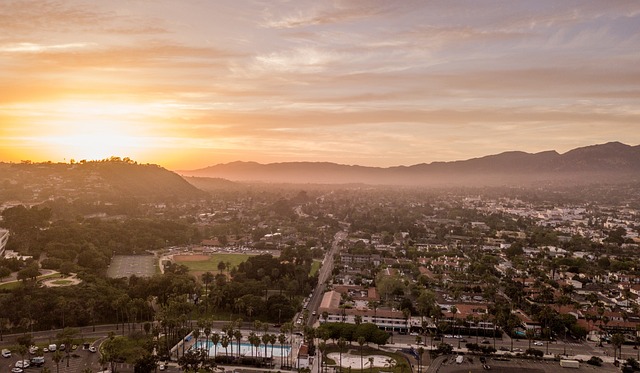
[
  {"left": 0, "top": 159, "right": 205, "bottom": 201},
  {"left": 178, "top": 142, "right": 640, "bottom": 186}
]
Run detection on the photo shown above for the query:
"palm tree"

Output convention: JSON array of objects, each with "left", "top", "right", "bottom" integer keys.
[
  {"left": 250, "top": 333, "right": 261, "bottom": 362},
  {"left": 278, "top": 333, "right": 287, "bottom": 368},
  {"left": 402, "top": 308, "right": 411, "bottom": 334},
  {"left": 262, "top": 333, "right": 271, "bottom": 363},
  {"left": 611, "top": 333, "right": 625, "bottom": 361},
  {"left": 221, "top": 335, "right": 230, "bottom": 360},
  {"left": 211, "top": 332, "right": 220, "bottom": 359},
  {"left": 450, "top": 305, "right": 458, "bottom": 334},
  {"left": 337, "top": 337, "right": 347, "bottom": 373},
  {"left": 526, "top": 329, "right": 535, "bottom": 350},
  {"left": 358, "top": 336, "right": 366, "bottom": 371},
  {"left": 636, "top": 324, "right": 640, "bottom": 360},
  {"left": 269, "top": 334, "right": 277, "bottom": 365},
  {"left": 369, "top": 301, "right": 379, "bottom": 325},
  {"left": 234, "top": 329, "right": 243, "bottom": 359},
  {"left": 318, "top": 341, "right": 326, "bottom": 373},
  {"left": 417, "top": 347, "right": 424, "bottom": 373},
  {"left": 52, "top": 350, "right": 63, "bottom": 373},
  {"left": 355, "top": 315, "right": 362, "bottom": 326},
  {"left": 322, "top": 311, "right": 329, "bottom": 324}
]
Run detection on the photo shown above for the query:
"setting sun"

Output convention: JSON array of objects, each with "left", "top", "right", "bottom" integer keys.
[{"left": 1, "top": 1, "right": 638, "bottom": 170}]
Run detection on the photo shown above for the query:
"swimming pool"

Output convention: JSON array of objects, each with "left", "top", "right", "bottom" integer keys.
[{"left": 192, "top": 340, "right": 291, "bottom": 357}]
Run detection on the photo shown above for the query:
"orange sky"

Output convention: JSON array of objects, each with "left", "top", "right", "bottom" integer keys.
[{"left": 1, "top": 1, "right": 640, "bottom": 170}]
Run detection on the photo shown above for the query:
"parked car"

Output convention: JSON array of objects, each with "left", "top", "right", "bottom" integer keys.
[
  {"left": 31, "top": 356, "right": 45, "bottom": 367},
  {"left": 89, "top": 346, "right": 97, "bottom": 353},
  {"left": 11, "top": 368, "right": 23, "bottom": 373},
  {"left": 15, "top": 360, "right": 30, "bottom": 369},
  {"left": 2, "top": 349, "right": 11, "bottom": 358}
]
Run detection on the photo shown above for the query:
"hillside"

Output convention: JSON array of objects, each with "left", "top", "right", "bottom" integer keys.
[
  {"left": 0, "top": 159, "right": 205, "bottom": 202},
  {"left": 179, "top": 142, "right": 640, "bottom": 186}
]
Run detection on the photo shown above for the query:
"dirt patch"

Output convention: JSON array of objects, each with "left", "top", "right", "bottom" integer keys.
[{"left": 174, "top": 254, "right": 210, "bottom": 262}]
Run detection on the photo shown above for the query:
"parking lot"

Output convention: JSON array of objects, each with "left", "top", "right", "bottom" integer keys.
[
  {"left": 106, "top": 255, "right": 156, "bottom": 278},
  {"left": 2, "top": 346, "right": 103, "bottom": 373},
  {"left": 436, "top": 355, "right": 620, "bottom": 373}
]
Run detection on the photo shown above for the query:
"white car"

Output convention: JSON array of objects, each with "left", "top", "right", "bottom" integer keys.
[
  {"left": 15, "top": 360, "right": 30, "bottom": 368},
  {"left": 89, "top": 346, "right": 97, "bottom": 353},
  {"left": 2, "top": 349, "right": 11, "bottom": 358},
  {"left": 159, "top": 364, "right": 166, "bottom": 371},
  {"left": 533, "top": 341, "right": 543, "bottom": 346},
  {"left": 11, "top": 368, "right": 23, "bottom": 373}
]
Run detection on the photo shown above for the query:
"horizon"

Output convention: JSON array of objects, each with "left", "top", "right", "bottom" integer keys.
[
  {"left": 2, "top": 140, "right": 637, "bottom": 172},
  {"left": 2, "top": 1, "right": 640, "bottom": 169}
]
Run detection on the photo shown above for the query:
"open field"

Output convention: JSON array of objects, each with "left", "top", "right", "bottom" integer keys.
[
  {"left": 107, "top": 255, "right": 156, "bottom": 278},
  {"left": 174, "top": 253, "right": 252, "bottom": 272}
]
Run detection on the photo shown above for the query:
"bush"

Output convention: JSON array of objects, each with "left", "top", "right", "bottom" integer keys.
[
  {"left": 525, "top": 348, "right": 543, "bottom": 358},
  {"left": 586, "top": 356, "right": 602, "bottom": 366}
]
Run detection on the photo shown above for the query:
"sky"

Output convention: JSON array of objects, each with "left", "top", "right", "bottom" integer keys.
[{"left": 1, "top": 0, "right": 640, "bottom": 170}]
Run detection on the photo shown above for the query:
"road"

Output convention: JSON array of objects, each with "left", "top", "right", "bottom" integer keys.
[
  {"left": 305, "top": 230, "right": 347, "bottom": 327},
  {"left": 392, "top": 332, "right": 640, "bottom": 361}
]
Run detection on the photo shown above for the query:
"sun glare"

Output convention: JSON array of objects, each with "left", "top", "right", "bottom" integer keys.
[{"left": 32, "top": 100, "right": 163, "bottom": 162}]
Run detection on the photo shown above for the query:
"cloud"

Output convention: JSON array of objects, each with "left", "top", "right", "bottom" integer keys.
[
  {"left": 0, "top": 0, "right": 169, "bottom": 38},
  {"left": 261, "top": 1, "right": 392, "bottom": 29},
  {"left": 252, "top": 47, "right": 341, "bottom": 73},
  {"left": 0, "top": 42, "right": 93, "bottom": 53}
]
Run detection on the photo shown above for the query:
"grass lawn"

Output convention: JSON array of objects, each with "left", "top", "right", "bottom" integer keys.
[
  {"left": 0, "top": 272, "right": 62, "bottom": 290},
  {"left": 310, "top": 260, "right": 322, "bottom": 277},
  {"left": 0, "top": 281, "right": 20, "bottom": 290},
  {"left": 180, "top": 253, "right": 252, "bottom": 272},
  {"left": 50, "top": 279, "right": 74, "bottom": 285}
]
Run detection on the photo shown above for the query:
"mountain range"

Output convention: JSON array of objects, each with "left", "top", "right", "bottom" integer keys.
[{"left": 178, "top": 142, "right": 640, "bottom": 186}]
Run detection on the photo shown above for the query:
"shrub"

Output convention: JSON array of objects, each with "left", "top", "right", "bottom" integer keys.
[{"left": 586, "top": 356, "right": 602, "bottom": 366}]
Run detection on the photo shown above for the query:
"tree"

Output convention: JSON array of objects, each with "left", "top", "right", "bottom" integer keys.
[
  {"left": 526, "top": 329, "right": 536, "bottom": 350},
  {"left": 318, "top": 341, "right": 326, "bottom": 373},
  {"left": 134, "top": 354, "right": 158, "bottom": 373},
  {"left": 17, "top": 264, "right": 40, "bottom": 282},
  {"left": 358, "top": 336, "right": 366, "bottom": 371},
  {"left": 417, "top": 347, "right": 424, "bottom": 373},
  {"left": 278, "top": 333, "right": 287, "bottom": 368},
  {"left": 612, "top": 333, "right": 625, "bottom": 361},
  {"left": 57, "top": 327, "right": 78, "bottom": 367},
  {"left": 221, "top": 335, "right": 230, "bottom": 359},
  {"left": 178, "top": 349, "right": 208, "bottom": 372},
  {"left": 52, "top": 350, "right": 63, "bottom": 373},
  {"left": 233, "top": 329, "right": 243, "bottom": 359},
  {"left": 337, "top": 337, "right": 347, "bottom": 373}
]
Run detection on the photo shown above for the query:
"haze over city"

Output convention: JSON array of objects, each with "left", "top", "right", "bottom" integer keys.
[{"left": 2, "top": 1, "right": 640, "bottom": 169}]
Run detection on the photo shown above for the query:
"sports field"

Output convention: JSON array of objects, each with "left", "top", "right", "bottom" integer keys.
[{"left": 174, "top": 253, "right": 252, "bottom": 273}]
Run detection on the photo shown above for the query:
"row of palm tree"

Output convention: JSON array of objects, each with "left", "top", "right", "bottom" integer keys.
[{"left": 190, "top": 318, "right": 294, "bottom": 368}]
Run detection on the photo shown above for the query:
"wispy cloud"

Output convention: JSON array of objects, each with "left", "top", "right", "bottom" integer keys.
[{"left": 0, "top": 42, "right": 93, "bottom": 53}]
